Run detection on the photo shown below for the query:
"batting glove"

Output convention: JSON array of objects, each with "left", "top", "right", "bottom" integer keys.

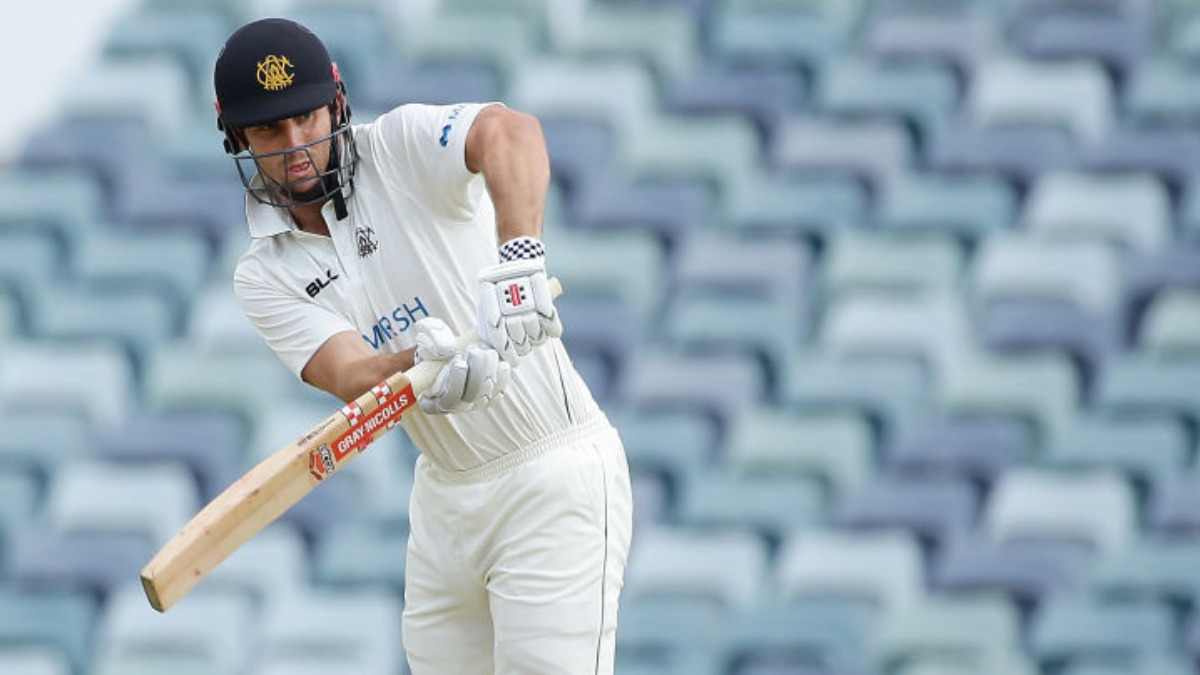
[
  {"left": 413, "top": 318, "right": 511, "bottom": 415},
  {"left": 477, "top": 236, "right": 562, "bottom": 365}
]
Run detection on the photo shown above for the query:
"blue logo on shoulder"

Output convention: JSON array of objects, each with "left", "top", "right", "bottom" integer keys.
[
  {"left": 438, "top": 104, "right": 466, "bottom": 148},
  {"left": 439, "top": 125, "right": 451, "bottom": 147}
]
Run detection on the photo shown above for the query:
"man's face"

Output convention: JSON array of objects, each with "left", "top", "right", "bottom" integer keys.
[{"left": 242, "top": 105, "right": 333, "bottom": 197}]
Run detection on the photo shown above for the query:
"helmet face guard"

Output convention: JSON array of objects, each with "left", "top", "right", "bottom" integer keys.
[{"left": 231, "top": 113, "right": 359, "bottom": 209}]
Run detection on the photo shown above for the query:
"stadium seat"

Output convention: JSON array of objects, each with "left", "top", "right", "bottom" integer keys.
[
  {"left": 400, "top": 4, "right": 537, "bottom": 84},
  {"left": 0, "top": 588, "right": 96, "bottom": 675},
  {"left": 979, "top": 298, "right": 1116, "bottom": 395},
  {"left": 677, "top": 470, "right": 826, "bottom": 543},
  {"left": 616, "top": 597, "right": 726, "bottom": 675},
  {"left": 363, "top": 59, "right": 503, "bottom": 112},
  {"left": 615, "top": 347, "right": 767, "bottom": 432},
  {"left": 1094, "top": 354, "right": 1200, "bottom": 424},
  {"left": 725, "top": 171, "right": 869, "bottom": 236},
  {"left": 1083, "top": 126, "right": 1200, "bottom": 194},
  {"left": 1086, "top": 538, "right": 1200, "bottom": 607},
  {"left": 93, "top": 583, "right": 255, "bottom": 675},
  {"left": 1126, "top": 58, "right": 1200, "bottom": 128},
  {"left": 607, "top": 406, "right": 718, "bottom": 495},
  {"left": 834, "top": 474, "right": 978, "bottom": 548},
  {"left": 0, "top": 409, "right": 95, "bottom": 478},
  {"left": 313, "top": 519, "right": 408, "bottom": 593},
  {"left": 89, "top": 654, "right": 233, "bottom": 675},
  {"left": 27, "top": 283, "right": 178, "bottom": 367},
  {"left": 0, "top": 288, "right": 19, "bottom": 344},
  {"left": 103, "top": 4, "right": 231, "bottom": 93},
  {"left": 553, "top": 2, "right": 698, "bottom": 83},
  {"left": 817, "top": 57, "right": 958, "bottom": 144},
  {"left": 1010, "top": 4, "right": 1150, "bottom": 77},
  {"left": 0, "top": 339, "right": 134, "bottom": 431},
  {"left": 1023, "top": 171, "right": 1170, "bottom": 254},
  {"left": 540, "top": 225, "right": 666, "bottom": 319},
  {"left": 967, "top": 58, "right": 1114, "bottom": 145},
  {"left": 933, "top": 534, "right": 1088, "bottom": 605},
  {"left": 570, "top": 172, "right": 717, "bottom": 238},
  {"left": 198, "top": 523, "right": 310, "bottom": 605},
  {"left": 973, "top": 233, "right": 1122, "bottom": 318},
  {"left": 822, "top": 230, "right": 964, "bottom": 296},
  {"left": 885, "top": 416, "right": 1032, "bottom": 484},
  {"left": 1121, "top": 247, "right": 1200, "bottom": 338},
  {"left": 864, "top": 12, "right": 998, "bottom": 77},
  {"left": 1146, "top": 475, "right": 1200, "bottom": 536},
  {"left": 1028, "top": 595, "right": 1174, "bottom": 667},
  {"left": 819, "top": 291, "right": 972, "bottom": 374},
  {"left": 674, "top": 230, "right": 811, "bottom": 299},
  {"left": 73, "top": 229, "right": 212, "bottom": 309},
  {"left": 877, "top": 173, "right": 1017, "bottom": 241},
  {"left": 786, "top": 350, "right": 930, "bottom": 431},
  {"left": 44, "top": 459, "right": 199, "bottom": 545},
  {"left": 0, "top": 647, "right": 71, "bottom": 675},
  {"left": 541, "top": 116, "right": 617, "bottom": 191},
  {"left": 710, "top": 0, "right": 860, "bottom": 70},
  {"left": 285, "top": 4, "right": 395, "bottom": 91},
  {"left": 142, "top": 341, "right": 298, "bottom": 422},
  {"left": 775, "top": 529, "right": 925, "bottom": 612},
  {"left": 936, "top": 351, "right": 1078, "bottom": 443},
  {"left": 509, "top": 59, "right": 655, "bottom": 145},
  {"left": 773, "top": 116, "right": 914, "bottom": 193},
  {"left": 1138, "top": 289, "right": 1200, "bottom": 357},
  {"left": 0, "top": 168, "right": 105, "bottom": 241},
  {"left": 1041, "top": 415, "right": 1188, "bottom": 498},
  {"left": 56, "top": 55, "right": 192, "bottom": 142},
  {"left": 0, "top": 231, "right": 63, "bottom": 305},
  {"left": 663, "top": 291, "right": 802, "bottom": 380},
  {"left": 723, "top": 407, "right": 875, "bottom": 500},
  {"left": 663, "top": 64, "right": 805, "bottom": 136},
  {"left": 927, "top": 121, "right": 1079, "bottom": 186},
  {"left": 623, "top": 525, "right": 770, "bottom": 610},
  {"left": 984, "top": 469, "right": 1136, "bottom": 554},
  {"left": 6, "top": 528, "right": 151, "bottom": 595},
  {"left": 870, "top": 592, "right": 1022, "bottom": 672},
  {"left": 719, "top": 602, "right": 872, "bottom": 675}
]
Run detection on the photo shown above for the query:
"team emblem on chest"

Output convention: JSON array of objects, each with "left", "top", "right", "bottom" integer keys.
[{"left": 356, "top": 225, "right": 378, "bottom": 258}]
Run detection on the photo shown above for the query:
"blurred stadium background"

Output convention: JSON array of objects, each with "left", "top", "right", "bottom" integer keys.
[{"left": 3, "top": 0, "right": 1200, "bottom": 674}]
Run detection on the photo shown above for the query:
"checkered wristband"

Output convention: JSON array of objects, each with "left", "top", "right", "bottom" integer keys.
[{"left": 498, "top": 236, "right": 545, "bottom": 262}]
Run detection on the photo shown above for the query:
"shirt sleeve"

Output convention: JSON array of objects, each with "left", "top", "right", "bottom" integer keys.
[
  {"left": 369, "top": 102, "right": 501, "bottom": 222},
  {"left": 233, "top": 259, "right": 358, "bottom": 380}
]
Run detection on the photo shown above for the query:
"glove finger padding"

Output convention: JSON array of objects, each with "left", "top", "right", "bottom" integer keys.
[
  {"left": 413, "top": 318, "right": 459, "bottom": 364},
  {"left": 477, "top": 254, "right": 560, "bottom": 364},
  {"left": 418, "top": 344, "right": 511, "bottom": 415},
  {"left": 528, "top": 272, "right": 563, "bottom": 340}
]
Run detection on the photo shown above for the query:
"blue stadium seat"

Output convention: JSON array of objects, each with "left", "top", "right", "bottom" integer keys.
[
  {"left": 783, "top": 352, "right": 931, "bottom": 442},
  {"left": 1126, "top": 59, "right": 1200, "bottom": 128},
  {"left": 967, "top": 58, "right": 1114, "bottom": 145},
  {"left": 56, "top": 55, "right": 192, "bottom": 140},
  {"left": 0, "top": 168, "right": 106, "bottom": 241},
  {"left": 937, "top": 351, "right": 1079, "bottom": 444},
  {"left": 617, "top": 597, "right": 726, "bottom": 675},
  {"left": 1121, "top": 249, "right": 1200, "bottom": 343},
  {"left": 1087, "top": 539, "right": 1200, "bottom": 607},
  {"left": 1138, "top": 290, "right": 1200, "bottom": 357},
  {"left": 400, "top": 3, "right": 538, "bottom": 85},
  {"left": 27, "top": 283, "right": 178, "bottom": 367},
  {"left": 663, "top": 291, "right": 802, "bottom": 382},
  {"left": 726, "top": 171, "right": 869, "bottom": 236},
  {"left": 864, "top": 12, "right": 999, "bottom": 79},
  {"left": 286, "top": 4, "right": 394, "bottom": 90},
  {"left": 509, "top": 59, "right": 655, "bottom": 145},
  {"left": 313, "top": 519, "right": 408, "bottom": 594},
  {"left": 199, "top": 523, "right": 310, "bottom": 605},
  {"left": 927, "top": 121, "right": 1078, "bottom": 185},
  {"left": 663, "top": 64, "right": 804, "bottom": 136},
  {"left": 1147, "top": 475, "right": 1200, "bottom": 536},
  {"left": 677, "top": 471, "right": 826, "bottom": 543},
  {"left": 1094, "top": 355, "right": 1200, "bottom": 425},
  {"left": 1010, "top": 4, "right": 1151, "bottom": 77},
  {"left": 885, "top": 416, "right": 1031, "bottom": 484},
  {"left": 554, "top": 2, "right": 699, "bottom": 83},
  {"left": 869, "top": 592, "right": 1023, "bottom": 673},
  {"left": 0, "top": 648, "right": 70, "bottom": 675},
  {"left": 773, "top": 116, "right": 914, "bottom": 193},
  {"left": 73, "top": 229, "right": 212, "bottom": 309},
  {"left": 541, "top": 116, "right": 618, "bottom": 192},
  {"left": 7, "top": 530, "right": 152, "bottom": 596},
  {"left": 710, "top": 0, "right": 858, "bottom": 70},
  {"left": 817, "top": 57, "right": 958, "bottom": 144},
  {"left": 103, "top": 4, "right": 231, "bottom": 92},
  {"left": 0, "top": 231, "right": 62, "bottom": 311},
  {"left": 630, "top": 467, "right": 671, "bottom": 529},
  {"left": 973, "top": 233, "right": 1122, "bottom": 318},
  {"left": 541, "top": 225, "right": 666, "bottom": 320},
  {"left": 1042, "top": 415, "right": 1188, "bottom": 499},
  {"left": 0, "top": 588, "right": 97, "bottom": 675},
  {"left": 1029, "top": 595, "right": 1174, "bottom": 668},
  {"left": 621, "top": 525, "right": 771, "bottom": 610},
  {"left": 835, "top": 474, "right": 978, "bottom": 548},
  {"left": 673, "top": 230, "right": 811, "bottom": 300},
  {"left": 775, "top": 529, "right": 925, "bottom": 612},
  {"left": 96, "top": 410, "right": 246, "bottom": 502},
  {"left": 44, "top": 460, "right": 200, "bottom": 545},
  {"left": 822, "top": 230, "right": 964, "bottom": 296},
  {"left": 1083, "top": 126, "right": 1200, "bottom": 194},
  {"left": 979, "top": 298, "right": 1117, "bottom": 395},
  {"left": 616, "top": 347, "right": 767, "bottom": 432},
  {"left": 94, "top": 584, "right": 255, "bottom": 675},
  {"left": 0, "top": 409, "right": 95, "bottom": 477},
  {"left": 723, "top": 408, "right": 875, "bottom": 500},
  {"left": 933, "top": 535, "right": 1089, "bottom": 605},
  {"left": 877, "top": 173, "right": 1017, "bottom": 241},
  {"left": 719, "top": 602, "right": 871, "bottom": 675},
  {"left": 0, "top": 340, "right": 135, "bottom": 431},
  {"left": 984, "top": 469, "right": 1137, "bottom": 554},
  {"left": 1022, "top": 171, "right": 1170, "bottom": 254},
  {"left": 819, "top": 291, "right": 972, "bottom": 374},
  {"left": 570, "top": 172, "right": 716, "bottom": 239},
  {"left": 608, "top": 406, "right": 718, "bottom": 495}
]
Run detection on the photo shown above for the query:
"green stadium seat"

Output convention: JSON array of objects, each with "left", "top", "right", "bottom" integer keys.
[
  {"left": 0, "top": 647, "right": 71, "bottom": 675},
  {"left": 541, "top": 225, "right": 666, "bottom": 320},
  {"left": 313, "top": 519, "right": 408, "bottom": 593},
  {"left": 878, "top": 173, "right": 1018, "bottom": 241},
  {"left": 677, "top": 471, "right": 826, "bottom": 542},
  {"left": 0, "top": 587, "right": 97, "bottom": 675},
  {"left": 1041, "top": 415, "right": 1189, "bottom": 496},
  {"left": 553, "top": 2, "right": 698, "bottom": 83},
  {"left": 822, "top": 230, "right": 965, "bottom": 296},
  {"left": 870, "top": 592, "right": 1022, "bottom": 672},
  {"left": 1138, "top": 290, "right": 1200, "bottom": 357},
  {"left": 1029, "top": 595, "right": 1174, "bottom": 667},
  {"left": 936, "top": 351, "right": 1079, "bottom": 442},
  {"left": 1087, "top": 538, "right": 1200, "bottom": 607},
  {"left": 1126, "top": 58, "right": 1200, "bottom": 127},
  {"left": 256, "top": 589, "right": 405, "bottom": 675},
  {"left": 817, "top": 57, "right": 958, "bottom": 143}
]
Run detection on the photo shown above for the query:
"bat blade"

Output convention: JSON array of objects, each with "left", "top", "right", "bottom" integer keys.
[{"left": 140, "top": 277, "right": 561, "bottom": 612}]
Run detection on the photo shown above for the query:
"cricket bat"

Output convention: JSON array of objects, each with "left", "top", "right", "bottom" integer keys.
[{"left": 141, "top": 278, "right": 562, "bottom": 612}]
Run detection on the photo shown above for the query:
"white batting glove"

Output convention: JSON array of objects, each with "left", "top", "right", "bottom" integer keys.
[
  {"left": 477, "top": 237, "right": 562, "bottom": 364},
  {"left": 413, "top": 318, "right": 511, "bottom": 415}
]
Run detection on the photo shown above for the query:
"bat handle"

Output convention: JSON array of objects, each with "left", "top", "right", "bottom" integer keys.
[{"left": 399, "top": 277, "right": 563, "bottom": 394}]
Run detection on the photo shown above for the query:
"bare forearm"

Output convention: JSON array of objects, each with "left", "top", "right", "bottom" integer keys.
[
  {"left": 304, "top": 342, "right": 417, "bottom": 404},
  {"left": 467, "top": 106, "right": 551, "bottom": 243}
]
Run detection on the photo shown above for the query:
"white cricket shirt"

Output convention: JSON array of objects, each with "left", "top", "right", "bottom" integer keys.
[{"left": 233, "top": 102, "right": 600, "bottom": 472}]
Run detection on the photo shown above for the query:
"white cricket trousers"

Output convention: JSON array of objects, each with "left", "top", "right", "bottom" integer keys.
[{"left": 403, "top": 415, "right": 633, "bottom": 675}]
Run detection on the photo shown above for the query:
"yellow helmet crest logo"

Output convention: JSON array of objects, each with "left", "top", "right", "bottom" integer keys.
[{"left": 256, "top": 55, "right": 295, "bottom": 91}]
